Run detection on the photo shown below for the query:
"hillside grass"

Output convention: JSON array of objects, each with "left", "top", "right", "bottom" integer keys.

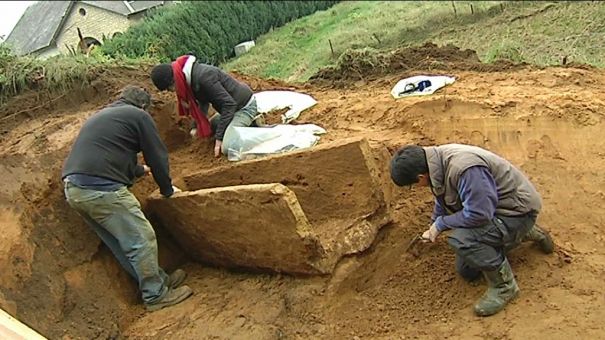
[
  {"left": 0, "top": 45, "right": 154, "bottom": 105},
  {"left": 223, "top": 1, "right": 605, "bottom": 82}
]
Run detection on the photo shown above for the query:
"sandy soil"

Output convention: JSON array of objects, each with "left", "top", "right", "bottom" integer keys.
[{"left": 0, "top": 45, "right": 604, "bottom": 339}]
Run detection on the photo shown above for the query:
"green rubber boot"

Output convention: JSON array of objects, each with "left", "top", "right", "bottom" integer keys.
[
  {"left": 523, "top": 224, "right": 555, "bottom": 254},
  {"left": 474, "top": 258, "right": 519, "bottom": 317}
]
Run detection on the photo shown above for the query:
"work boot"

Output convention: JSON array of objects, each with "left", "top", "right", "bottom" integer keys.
[
  {"left": 167, "top": 269, "right": 187, "bottom": 289},
  {"left": 523, "top": 225, "right": 555, "bottom": 254},
  {"left": 145, "top": 285, "right": 193, "bottom": 312},
  {"left": 474, "top": 258, "right": 519, "bottom": 317}
]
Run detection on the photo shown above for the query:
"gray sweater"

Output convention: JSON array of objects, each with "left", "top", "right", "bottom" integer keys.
[{"left": 62, "top": 100, "right": 174, "bottom": 197}]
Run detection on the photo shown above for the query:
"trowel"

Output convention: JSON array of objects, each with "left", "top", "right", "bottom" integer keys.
[{"left": 404, "top": 234, "right": 431, "bottom": 257}]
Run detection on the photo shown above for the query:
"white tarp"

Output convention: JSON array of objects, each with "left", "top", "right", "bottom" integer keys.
[
  {"left": 227, "top": 124, "right": 326, "bottom": 161},
  {"left": 254, "top": 91, "right": 318, "bottom": 123},
  {"left": 391, "top": 75, "right": 456, "bottom": 99}
]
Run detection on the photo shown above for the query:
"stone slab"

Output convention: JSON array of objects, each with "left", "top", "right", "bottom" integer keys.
[
  {"left": 151, "top": 138, "right": 395, "bottom": 275},
  {"left": 148, "top": 183, "right": 330, "bottom": 275}
]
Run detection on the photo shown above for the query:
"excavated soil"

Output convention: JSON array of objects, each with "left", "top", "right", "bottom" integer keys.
[
  {"left": 310, "top": 42, "right": 527, "bottom": 86},
  {"left": 1, "top": 45, "right": 605, "bottom": 339}
]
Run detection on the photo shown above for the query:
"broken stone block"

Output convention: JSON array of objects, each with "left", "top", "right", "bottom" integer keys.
[
  {"left": 148, "top": 183, "right": 330, "bottom": 274},
  {"left": 184, "top": 137, "right": 393, "bottom": 224},
  {"left": 151, "top": 138, "right": 394, "bottom": 275}
]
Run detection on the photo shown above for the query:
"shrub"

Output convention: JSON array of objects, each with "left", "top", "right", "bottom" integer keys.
[{"left": 100, "top": 1, "right": 338, "bottom": 63}]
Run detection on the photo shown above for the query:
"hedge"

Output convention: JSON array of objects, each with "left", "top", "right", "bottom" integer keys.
[{"left": 100, "top": 1, "right": 338, "bottom": 64}]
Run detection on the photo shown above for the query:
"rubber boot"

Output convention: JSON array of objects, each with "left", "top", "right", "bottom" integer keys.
[
  {"left": 145, "top": 285, "right": 193, "bottom": 312},
  {"left": 523, "top": 225, "right": 555, "bottom": 254},
  {"left": 167, "top": 269, "right": 187, "bottom": 289},
  {"left": 474, "top": 258, "right": 519, "bottom": 317}
]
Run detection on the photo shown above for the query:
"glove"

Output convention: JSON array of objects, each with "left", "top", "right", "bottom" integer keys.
[{"left": 422, "top": 222, "right": 440, "bottom": 242}]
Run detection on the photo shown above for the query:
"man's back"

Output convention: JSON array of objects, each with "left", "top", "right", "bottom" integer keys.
[
  {"left": 62, "top": 100, "right": 172, "bottom": 194},
  {"left": 425, "top": 144, "right": 542, "bottom": 216},
  {"left": 191, "top": 63, "right": 253, "bottom": 110}
]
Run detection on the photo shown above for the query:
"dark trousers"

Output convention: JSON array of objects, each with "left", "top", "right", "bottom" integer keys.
[{"left": 447, "top": 212, "right": 537, "bottom": 281}]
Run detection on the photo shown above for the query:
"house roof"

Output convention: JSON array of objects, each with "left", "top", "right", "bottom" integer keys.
[
  {"left": 81, "top": 1, "right": 165, "bottom": 17},
  {"left": 4, "top": 1, "right": 166, "bottom": 56},
  {"left": 4, "top": 1, "right": 72, "bottom": 55}
]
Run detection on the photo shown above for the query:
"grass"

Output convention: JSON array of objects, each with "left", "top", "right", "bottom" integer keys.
[
  {"left": 223, "top": 1, "right": 605, "bottom": 82},
  {"left": 0, "top": 45, "right": 155, "bottom": 104},
  {"left": 2, "top": 1, "right": 603, "bottom": 102}
]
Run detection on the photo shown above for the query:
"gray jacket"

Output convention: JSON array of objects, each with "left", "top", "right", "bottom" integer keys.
[{"left": 424, "top": 144, "right": 542, "bottom": 216}]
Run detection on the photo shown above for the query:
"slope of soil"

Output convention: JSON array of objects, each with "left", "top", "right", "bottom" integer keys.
[{"left": 1, "top": 46, "right": 604, "bottom": 339}]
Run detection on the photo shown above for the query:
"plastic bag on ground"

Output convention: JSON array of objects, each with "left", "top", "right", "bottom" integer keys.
[
  {"left": 254, "top": 91, "right": 318, "bottom": 123},
  {"left": 227, "top": 124, "right": 326, "bottom": 161},
  {"left": 391, "top": 75, "right": 456, "bottom": 99}
]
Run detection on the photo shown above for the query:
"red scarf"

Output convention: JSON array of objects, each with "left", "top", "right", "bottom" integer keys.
[{"left": 172, "top": 56, "right": 212, "bottom": 138}]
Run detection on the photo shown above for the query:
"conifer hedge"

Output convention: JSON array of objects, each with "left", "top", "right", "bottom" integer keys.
[{"left": 101, "top": 1, "right": 338, "bottom": 63}]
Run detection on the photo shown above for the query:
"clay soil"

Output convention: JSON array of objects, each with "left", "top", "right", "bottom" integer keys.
[{"left": 1, "top": 45, "right": 604, "bottom": 339}]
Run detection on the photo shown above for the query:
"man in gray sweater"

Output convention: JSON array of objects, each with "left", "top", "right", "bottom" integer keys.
[
  {"left": 390, "top": 143, "right": 554, "bottom": 316},
  {"left": 62, "top": 86, "right": 193, "bottom": 311}
]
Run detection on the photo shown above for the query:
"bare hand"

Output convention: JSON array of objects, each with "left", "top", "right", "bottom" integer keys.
[
  {"left": 190, "top": 128, "right": 197, "bottom": 139},
  {"left": 143, "top": 165, "right": 151, "bottom": 176},
  {"left": 214, "top": 140, "right": 223, "bottom": 158},
  {"left": 422, "top": 223, "right": 440, "bottom": 242}
]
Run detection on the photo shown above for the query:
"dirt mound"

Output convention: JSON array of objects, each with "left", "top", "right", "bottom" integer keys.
[
  {"left": 1, "top": 60, "right": 605, "bottom": 339},
  {"left": 311, "top": 42, "right": 526, "bottom": 86}
]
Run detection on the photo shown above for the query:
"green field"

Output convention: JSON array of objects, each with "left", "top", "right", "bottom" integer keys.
[{"left": 223, "top": 1, "right": 605, "bottom": 82}]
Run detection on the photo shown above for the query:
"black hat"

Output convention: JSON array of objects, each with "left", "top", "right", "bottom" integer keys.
[
  {"left": 390, "top": 145, "right": 428, "bottom": 186},
  {"left": 150, "top": 64, "right": 174, "bottom": 91}
]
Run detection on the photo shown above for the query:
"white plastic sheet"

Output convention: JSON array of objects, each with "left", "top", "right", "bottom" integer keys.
[
  {"left": 391, "top": 75, "right": 456, "bottom": 99},
  {"left": 227, "top": 124, "right": 326, "bottom": 161},
  {"left": 254, "top": 91, "right": 318, "bottom": 123}
]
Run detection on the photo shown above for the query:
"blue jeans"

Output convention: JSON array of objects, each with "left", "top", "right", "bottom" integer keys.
[
  {"left": 210, "top": 97, "right": 258, "bottom": 155},
  {"left": 447, "top": 213, "right": 537, "bottom": 281},
  {"left": 64, "top": 182, "right": 168, "bottom": 303}
]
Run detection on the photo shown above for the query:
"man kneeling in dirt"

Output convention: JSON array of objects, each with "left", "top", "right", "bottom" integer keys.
[
  {"left": 390, "top": 144, "right": 554, "bottom": 316},
  {"left": 150, "top": 54, "right": 258, "bottom": 158},
  {"left": 62, "top": 86, "right": 193, "bottom": 311}
]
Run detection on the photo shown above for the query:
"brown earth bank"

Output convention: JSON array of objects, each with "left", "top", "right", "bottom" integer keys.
[{"left": 1, "top": 44, "right": 604, "bottom": 339}]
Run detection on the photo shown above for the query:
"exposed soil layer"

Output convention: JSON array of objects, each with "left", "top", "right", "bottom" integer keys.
[
  {"left": 1, "top": 45, "right": 604, "bottom": 339},
  {"left": 311, "top": 42, "right": 528, "bottom": 86}
]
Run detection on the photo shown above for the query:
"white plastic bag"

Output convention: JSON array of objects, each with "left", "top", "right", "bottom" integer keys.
[
  {"left": 391, "top": 75, "right": 456, "bottom": 99},
  {"left": 254, "top": 91, "right": 318, "bottom": 123},
  {"left": 227, "top": 124, "right": 327, "bottom": 161}
]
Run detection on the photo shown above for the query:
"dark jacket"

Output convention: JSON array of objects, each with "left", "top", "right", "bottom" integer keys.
[
  {"left": 190, "top": 63, "right": 253, "bottom": 140},
  {"left": 62, "top": 99, "right": 174, "bottom": 197}
]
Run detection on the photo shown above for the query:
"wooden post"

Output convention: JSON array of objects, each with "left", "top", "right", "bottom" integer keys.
[
  {"left": 372, "top": 33, "right": 382, "bottom": 45},
  {"left": 451, "top": 1, "right": 457, "bottom": 16},
  {"left": 329, "top": 39, "right": 335, "bottom": 58},
  {"left": 0, "top": 308, "right": 47, "bottom": 340}
]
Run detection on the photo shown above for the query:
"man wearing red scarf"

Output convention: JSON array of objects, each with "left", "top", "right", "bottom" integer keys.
[{"left": 151, "top": 55, "right": 257, "bottom": 157}]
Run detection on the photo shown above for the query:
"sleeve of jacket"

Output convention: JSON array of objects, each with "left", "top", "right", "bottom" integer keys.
[
  {"left": 433, "top": 166, "right": 498, "bottom": 231},
  {"left": 203, "top": 80, "right": 237, "bottom": 141},
  {"left": 432, "top": 197, "right": 447, "bottom": 222},
  {"left": 137, "top": 113, "right": 174, "bottom": 197},
  {"left": 134, "top": 164, "right": 146, "bottom": 178}
]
